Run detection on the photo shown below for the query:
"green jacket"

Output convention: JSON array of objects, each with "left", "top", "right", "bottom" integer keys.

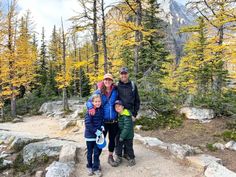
[{"left": 118, "top": 109, "right": 134, "bottom": 140}]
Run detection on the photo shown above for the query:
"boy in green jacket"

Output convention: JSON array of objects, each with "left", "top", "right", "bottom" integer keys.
[{"left": 114, "top": 100, "right": 135, "bottom": 166}]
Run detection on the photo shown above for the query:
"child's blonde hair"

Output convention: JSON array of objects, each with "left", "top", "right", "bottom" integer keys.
[{"left": 91, "top": 94, "right": 101, "bottom": 102}]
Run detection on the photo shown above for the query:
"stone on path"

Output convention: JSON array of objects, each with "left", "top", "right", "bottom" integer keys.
[
  {"left": 205, "top": 162, "right": 236, "bottom": 177},
  {"left": 186, "top": 154, "right": 222, "bottom": 169},
  {"left": 59, "top": 144, "right": 78, "bottom": 163},
  {"left": 45, "top": 161, "right": 76, "bottom": 177},
  {"left": 225, "top": 141, "right": 236, "bottom": 151},
  {"left": 23, "top": 139, "right": 81, "bottom": 164}
]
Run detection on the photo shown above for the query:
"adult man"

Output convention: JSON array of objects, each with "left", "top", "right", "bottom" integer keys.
[
  {"left": 116, "top": 67, "right": 140, "bottom": 160},
  {"left": 117, "top": 67, "right": 140, "bottom": 120}
]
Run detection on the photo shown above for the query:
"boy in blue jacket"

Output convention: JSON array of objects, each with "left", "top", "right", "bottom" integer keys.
[{"left": 85, "top": 94, "right": 104, "bottom": 176}]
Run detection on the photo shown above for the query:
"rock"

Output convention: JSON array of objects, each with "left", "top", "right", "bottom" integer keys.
[
  {"left": 186, "top": 154, "right": 222, "bottom": 169},
  {"left": 35, "top": 171, "right": 44, "bottom": 177},
  {"left": 225, "top": 141, "right": 236, "bottom": 151},
  {"left": 22, "top": 139, "right": 81, "bottom": 164},
  {"left": 134, "top": 134, "right": 168, "bottom": 150},
  {"left": 205, "top": 162, "right": 236, "bottom": 177},
  {"left": 59, "top": 118, "right": 77, "bottom": 130},
  {"left": 168, "top": 143, "right": 198, "bottom": 159},
  {"left": 0, "top": 130, "right": 47, "bottom": 152},
  {"left": 45, "top": 161, "right": 75, "bottom": 177},
  {"left": 0, "top": 160, "right": 12, "bottom": 170},
  {"left": 135, "top": 125, "right": 143, "bottom": 130},
  {"left": 212, "top": 143, "right": 225, "bottom": 150},
  {"left": 59, "top": 144, "right": 78, "bottom": 163},
  {"left": 180, "top": 107, "right": 215, "bottom": 120},
  {"left": 39, "top": 100, "right": 85, "bottom": 118},
  {"left": 12, "top": 118, "right": 23, "bottom": 123}
]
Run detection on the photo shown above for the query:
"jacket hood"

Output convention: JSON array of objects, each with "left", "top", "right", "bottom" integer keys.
[{"left": 121, "top": 109, "right": 131, "bottom": 116}]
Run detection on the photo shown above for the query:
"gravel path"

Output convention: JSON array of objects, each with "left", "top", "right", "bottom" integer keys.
[{"left": 0, "top": 116, "right": 203, "bottom": 177}]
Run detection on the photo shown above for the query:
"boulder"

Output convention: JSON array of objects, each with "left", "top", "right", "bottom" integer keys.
[
  {"left": 39, "top": 100, "right": 85, "bottom": 119},
  {"left": 225, "top": 141, "right": 236, "bottom": 151},
  {"left": 186, "top": 154, "right": 222, "bottom": 169},
  {"left": 180, "top": 107, "right": 215, "bottom": 121},
  {"left": 168, "top": 143, "right": 199, "bottom": 159},
  {"left": 205, "top": 162, "right": 236, "bottom": 177},
  {"left": 0, "top": 130, "right": 47, "bottom": 152},
  {"left": 59, "top": 119, "right": 77, "bottom": 130},
  {"left": 22, "top": 139, "right": 81, "bottom": 164},
  {"left": 45, "top": 161, "right": 76, "bottom": 177},
  {"left": 59, "top": 144, "right": 78, "bottom": 163}
]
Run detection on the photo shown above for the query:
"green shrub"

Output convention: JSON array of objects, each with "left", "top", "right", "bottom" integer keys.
[
  {"left": 222, "top": 130, "right": 236, "bottom": 141},
  {"left": 135, "top": 114, "right": 183, "bottom": 130},
  {"left": 206, "top": 143, "right": 217, "bottom": 152}
]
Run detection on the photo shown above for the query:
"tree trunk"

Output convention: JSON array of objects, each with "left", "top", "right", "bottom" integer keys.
[
  {"left": 72, "top": 33, "right": 78, "bottom": 96},
  {"left": 78, "top": 48, "right": 83, "bottom": 98},
  {"left": 93, "top": 0, "right": 99, "bottom": 77},
  {"left": 101, "top": 0, "right": 108, "bottom": 73},
  {"left": 61, "top": 19, "right": 69, "bottom": 111},
  {"left": 11, "top": 89, "right": 16, "bottom": 118},
  {"left": 134, "top": 0, "right": 142, "bottom": 80}
]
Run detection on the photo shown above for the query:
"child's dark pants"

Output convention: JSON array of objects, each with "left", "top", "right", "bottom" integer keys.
[
  {"left": 86, "top": 141, "right": 102, "bottom": 171},
  {"left": 116, "top": 138, "right": 135, "bottom": 159}
]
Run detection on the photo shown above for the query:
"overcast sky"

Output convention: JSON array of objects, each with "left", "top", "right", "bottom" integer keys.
[{"left": 14, "top": 0, "right": 187, "bottom": 40}]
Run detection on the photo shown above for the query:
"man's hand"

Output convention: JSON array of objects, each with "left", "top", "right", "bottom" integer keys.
[
  {"left": 88, "top": 108, "right": 96, "bottom": 116},
  {"left": 132, "top": 116, "right": 136, "bottom": 122}
]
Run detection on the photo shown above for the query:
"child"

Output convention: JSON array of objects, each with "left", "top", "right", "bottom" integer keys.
[
  {"left": 85, "top": 94, "right": 104, "bottom": 176},
  {"left": 114, "top": 100, "right": 135, "bottom": 166}
]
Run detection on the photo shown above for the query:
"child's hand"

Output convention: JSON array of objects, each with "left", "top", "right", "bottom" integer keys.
[
  {"left": 88, "top": 108, "right": 96, "bottom": 116},
  {"left": 95, "top": 129, "right": 102, "bottom": 136},
  {"left": 101, "top": 126, "right": 105, "bottom": 132}
]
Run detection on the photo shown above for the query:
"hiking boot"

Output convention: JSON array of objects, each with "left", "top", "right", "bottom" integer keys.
[
  {"left": 87, "top": 168, "right": 93, "bottom": 176},
  {"left": 115, "top": 156, "right": 122, "bottom": 165},
  {"left": 93, "top": 170, "right": 102, "bottom": 177},
  {"left": 123, "top": 154, "right": 131, "bottom": 160},
  {"left": 108, "top": 155, "right": 118, "bottom": 167},
  {"left": 128, "top": 159, "right": 136, "bottom": 166}
]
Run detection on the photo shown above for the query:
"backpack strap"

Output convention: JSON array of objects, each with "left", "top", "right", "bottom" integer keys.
[{"left": 131, "top": 81, "right": 135, "bottom": 93}]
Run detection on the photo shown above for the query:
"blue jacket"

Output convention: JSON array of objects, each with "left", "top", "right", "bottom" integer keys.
[
  {"left": 84, "top": 108, "right": 104, "bottom": 139},
  {"left": 86, "top": 87, "right": 118, "bottom": 121}
]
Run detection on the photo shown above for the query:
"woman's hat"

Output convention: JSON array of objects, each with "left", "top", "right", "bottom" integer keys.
[
  {"left": 96, "top": 133, "right": 107, "bottom": 149},
  {"left": 104, "top": 73, "right": 113, "bottom": 81}
]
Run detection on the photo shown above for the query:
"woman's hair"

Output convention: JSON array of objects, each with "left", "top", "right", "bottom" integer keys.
[
  {"left": 100, "top": 83, "right": 107, "bottom": 95},
  {"left": 91, "top": 94, "right": 101, "bottom": 102}
]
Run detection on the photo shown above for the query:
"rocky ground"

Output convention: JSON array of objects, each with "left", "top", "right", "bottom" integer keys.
[
  {"left": 137, "top": 117, "right": 236, "bottom": 172},
  {"left": 0, "top": 116, "right": 203, "bottom": 177}
]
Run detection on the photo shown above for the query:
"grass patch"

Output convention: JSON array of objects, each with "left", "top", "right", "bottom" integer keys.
[{"left": 222, "top": 130, "right": 236, "bottom": 141}]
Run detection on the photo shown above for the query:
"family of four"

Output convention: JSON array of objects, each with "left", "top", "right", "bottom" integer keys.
[{"left": 84, "top": 67, "right": 140, "bottom": 176}]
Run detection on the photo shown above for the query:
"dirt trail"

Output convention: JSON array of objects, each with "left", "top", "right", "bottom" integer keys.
[{"left": 0, "top": 116, "right": 203, "bottom": 177}]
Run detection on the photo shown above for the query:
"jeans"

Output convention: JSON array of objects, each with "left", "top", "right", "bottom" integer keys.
[
  {"left": 86, "top": 141, "right": 102, "bottom": 171},
  {"left": 116, "top": 138, "right": 135, "bottom": 159},
  {"left": 103, "top": 122, "right": 118, "bottom": 152}
]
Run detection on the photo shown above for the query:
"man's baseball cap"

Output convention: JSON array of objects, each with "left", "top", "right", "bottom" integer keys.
[
  {"left": 104, "top": 73, "right": 113, "bottom": 81},
  {"left": 120, "top": 67, "right": 128, "bottom": 74},
  {"left": 115, "top": 100, "right": 123, "bottom": 106}
]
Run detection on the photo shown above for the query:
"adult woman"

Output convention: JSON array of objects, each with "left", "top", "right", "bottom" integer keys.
[{"left": 86, "top": 73, "right": 119, "bottom": 167}]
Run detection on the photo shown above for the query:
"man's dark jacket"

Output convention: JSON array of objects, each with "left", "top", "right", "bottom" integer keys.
[{"left": 117, "top": 80, "right": 140, "bottom": 117}]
